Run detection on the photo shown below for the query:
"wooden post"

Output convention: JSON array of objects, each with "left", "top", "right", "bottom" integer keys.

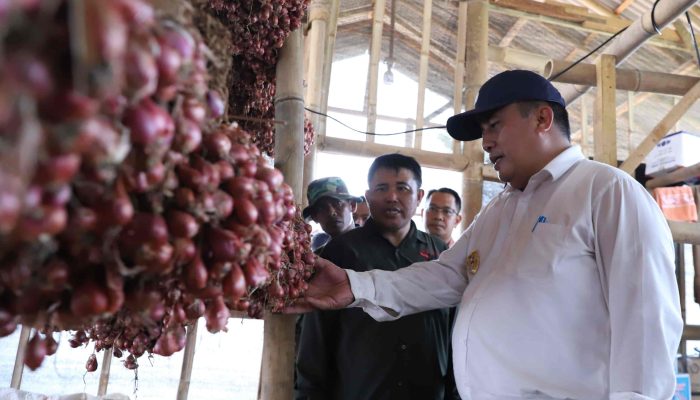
[
  {"left": 676, "top": 243, "right": 687, "bottom": 356},
  {"left": 452, "top": 1, "right": 468, "bottom": 156},
  {"left": 594, "top": 54, "right": 617, "bottom": 166},
  {"left": 461, "top": 0, "right": 488, "bottom": 229},
  {"left": 619, "top": 80, "right": 700, "bottom": 174},
  {"left": 581, "top": 94, "right": 589, "bottom": 157},
  {"left": 302, "top": 0, "right": 331, "bottom": 203},
  {"left": 365, "top": 0, "right": 387, "bottom": 142},
  {"left": 317, "top": 0, "right": 340, "bottom": 139},
  {"left": 97, "top": 348, "right": 113, "bottom": 396},
  {"left": 627, "top": 91, "right": 634, "bottom": 157},
  {"left": 414, "top": 0, "right": 433, "bottom": 149},
  {"left": 692, "top": 186, "right": 700, "bottom": 306},
  {"left": 261, "top": 27, "right": 305, "bottom": 400},
  {"left": 176, "top": 322, "right": 199, "bottom": 400},
  {"left": 10, "top": 326, "right": 31, "bottom": 389}
]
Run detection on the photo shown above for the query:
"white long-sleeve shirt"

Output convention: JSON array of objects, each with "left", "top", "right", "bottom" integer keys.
[{"left": 346, "top": 146, "right": 683, "bottom": 400}]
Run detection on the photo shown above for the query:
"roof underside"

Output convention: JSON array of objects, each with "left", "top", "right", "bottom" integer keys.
[{"left": 332, "top": 0, "right": 700, "bottom": 159}]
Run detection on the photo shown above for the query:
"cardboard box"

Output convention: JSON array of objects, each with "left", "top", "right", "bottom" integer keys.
[
  {"left": 676, "top": 373, "right": 691, "bottom": 400},
  {"left": 645, "top": 131, "right": 700, "bottom": 177}
]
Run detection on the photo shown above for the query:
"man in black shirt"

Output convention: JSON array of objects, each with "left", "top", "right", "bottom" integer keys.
[{"left": 295, "top": 154, "right": 456, "bottom": 400}]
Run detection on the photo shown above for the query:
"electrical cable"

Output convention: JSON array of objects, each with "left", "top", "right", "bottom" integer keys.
[
  {"left": 304, "top": 107, "right": 447, "bottom": 136},
  {"left": 686, "top": 12, "right": 700, "bottom": 69},
  {"left": 650, "top": 0, "right": 662, "bottom": 34},
  {"left": 548, "top": 26, "right": 628, "bottom": 82}
]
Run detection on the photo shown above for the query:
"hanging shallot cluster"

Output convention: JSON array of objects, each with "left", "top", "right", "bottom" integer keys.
[
  {"left": 0, "top": 0, "right": 314, "bottom": 371},
  {"left": 207, "top": 0, "right": 313, "bottom": 157}
]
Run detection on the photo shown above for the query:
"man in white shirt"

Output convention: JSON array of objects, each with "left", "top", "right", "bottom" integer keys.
[{"left": 290, "top": 70, "right": 683, "bottom": 400}]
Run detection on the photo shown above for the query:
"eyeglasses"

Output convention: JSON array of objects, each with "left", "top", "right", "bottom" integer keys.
[{"left": 427, "top": 205, "right": 458, "bottom": 216}]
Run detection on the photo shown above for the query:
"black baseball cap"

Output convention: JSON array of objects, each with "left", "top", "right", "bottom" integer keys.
[{"left": 446, "top": 70, "right": 566, "bottom": 141}]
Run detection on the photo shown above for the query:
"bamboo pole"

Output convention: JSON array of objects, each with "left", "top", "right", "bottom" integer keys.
[
  {"left": 559, "top": 0, "right": 698, "bottom": 105},
  {"left": 365, "top": 0, "right": 387, "bottom": 143},
  {"left": 619, "top": 80, "right": 700, "bottom": 174},
  {"left": 461, "top": 0, "right": 488, "bottom": 229},
  {"left": 545, "top": 60, "right": 700, "bottom": 96},
  {"left": 594, "top": 55, "right": 617, "bottom": 166},
  {"left": 97, "top": 348, "right": 113, "bottom": 396},
  {"left": 176, "top": 322, "right": 199, "bottom": 400},
  {"left": 645, "top": 162, "right": 700, "bottom": 190},
  {"left": 569, "top": 61, "right": 696, "bottom": 142},
  {"left": 668, "top": 220, "right": 700, "bottom": 246},
  {"left": 10, "top": 326, "right": 31, "bottom": 389},
  {"left": 692, "top": 186, "right": 700, "bottom": 306},
  {"left": 581, "top": 93, "right": 589, "bottom": 156},
  {"left": 302, "top": 0, "right": 331, "bottom": 204},
  {"left": 414, "top": 0, "right": 433, "bottom": 150},
  {"left": 261, "top": 27, "right": 305, "bottom": 400},
  {"left": 317, "top": 0, "right": 340, "bottom": 139},
  {"left": 319, "top": 136, "right": 470, "bottom": 170},
  {"left": 328, "top": 106, "right": 442, "bottom": 127},
  {"left": 676, "top": 242, "right": 687, "bottom": 356},
  {"left": 627, "top": 91, "right": 634, "bottom": 157},
  {"left": 452, "top": 1, "right": 468, "bottom": 155}
]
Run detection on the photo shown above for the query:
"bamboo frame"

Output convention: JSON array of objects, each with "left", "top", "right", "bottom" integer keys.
[
  {"left": 176, "top": 322, "right": 198, "bottom": 400},
  {"left": 364, "top": 0, "right": 387, "bottom": 143},
  {"left": 414, "top": 0, "right": 433, "bottom": 150},
  {"left": 261, "top": 28, "right": 305, "bottom": 400},
  {"left": 545, "top": 60, "right": 700, "bottom": 96},
  {"left": 594, "top": 54, "right": 617, "bottom": 166},
  {"left": 10, "top": 326, "right": 31, "bottom": 389},
  {"left": 668, "top": 221, "right": 700, "bottom": 246},
  {"left": 619, "top": 79, "right": 700, "bottom": 174},
  {"left": 645, "top": 162, "right": 700, "bottom": 190},
  {"left": 302, "top": 0, "right": 332, "bottom": 205},
  {"left": 461, "top": 0, "right": 488, "bottom": 228},
  {"left": 452, "top": 1, "right": 468, "bottom": 155},
  {"left": 97, "top": 348, "right": 113, "bottom": 396}
]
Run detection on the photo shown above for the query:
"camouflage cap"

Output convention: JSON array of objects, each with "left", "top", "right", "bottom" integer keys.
[{"left": 302, "top": 177, "right": 364, "bottom": 220}]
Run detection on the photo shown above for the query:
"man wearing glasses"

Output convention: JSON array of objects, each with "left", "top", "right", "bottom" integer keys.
[{"left": 423, "top": 188, "right": 462, "bottom": 248}]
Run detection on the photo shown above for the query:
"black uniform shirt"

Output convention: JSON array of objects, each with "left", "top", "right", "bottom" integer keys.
[{"left": 295, "top": 218, "right": 453, "bottom": 400}]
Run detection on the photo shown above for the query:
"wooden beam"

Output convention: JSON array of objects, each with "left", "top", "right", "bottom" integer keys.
[
  {"left": 414, "top": 0, "right": 433, "bottom": 150},
  {"left": 545, "top": 60, "right": 700, "bottom": 96},
  {"left": 493, "top": 0, "right": 604, "bottom": 23},
  {"left": 614, "top": 0, "right": 636, "bottom": 15},
  {"left": 364, "top": 0, "right": 387, "bottom": 143},
  {"left": 327, "top": 105, "right": 442, "bottom": 128},
  {"left": 488, "top": 3, "right": 686, "bottom": 51},
  {"left": 668, "top": 220, "right": 700, "bottom": 245},
  {"left": 645, "top": 162, "right": 700, "bottom": 189},
  {"left": 319, "top": 135, "right": 470, "bottom": 171},
  {"left": 569, "top": 61, "right": 697, "bottom": 143},
  {"left": 619, "top": 79, "right": 700, "bottom": 174},
  {"left": 673, "top": 19, "right": 694, "bottom": 50},
  {"left": 594, "top": 54, "right": 617, "bottom": 166},
  {"left": 499, "top": 18, "right": 528, "bottom": 47},
  {"left": 453, "top": 1, "right": 468, "bottom": 155}
]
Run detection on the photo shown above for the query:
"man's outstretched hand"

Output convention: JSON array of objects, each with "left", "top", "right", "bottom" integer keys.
[{"left": 283, "top": 257, "right": 355, "bottom": 313}]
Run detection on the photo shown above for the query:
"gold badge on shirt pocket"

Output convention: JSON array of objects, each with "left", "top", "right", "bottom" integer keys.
[{"left": 467, "top": 250, "right": 479, "bottom": 274}]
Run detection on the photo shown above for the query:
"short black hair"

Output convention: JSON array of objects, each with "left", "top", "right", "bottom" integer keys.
[
  {"left": 517, "top": 101, "right": 570, "bottom": 141},
  {"left": 367, "top": 154, "right": 422, "bottom": 188},
  {"left": 426, "top": 188, "right": 461, "bottom": 213}
]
